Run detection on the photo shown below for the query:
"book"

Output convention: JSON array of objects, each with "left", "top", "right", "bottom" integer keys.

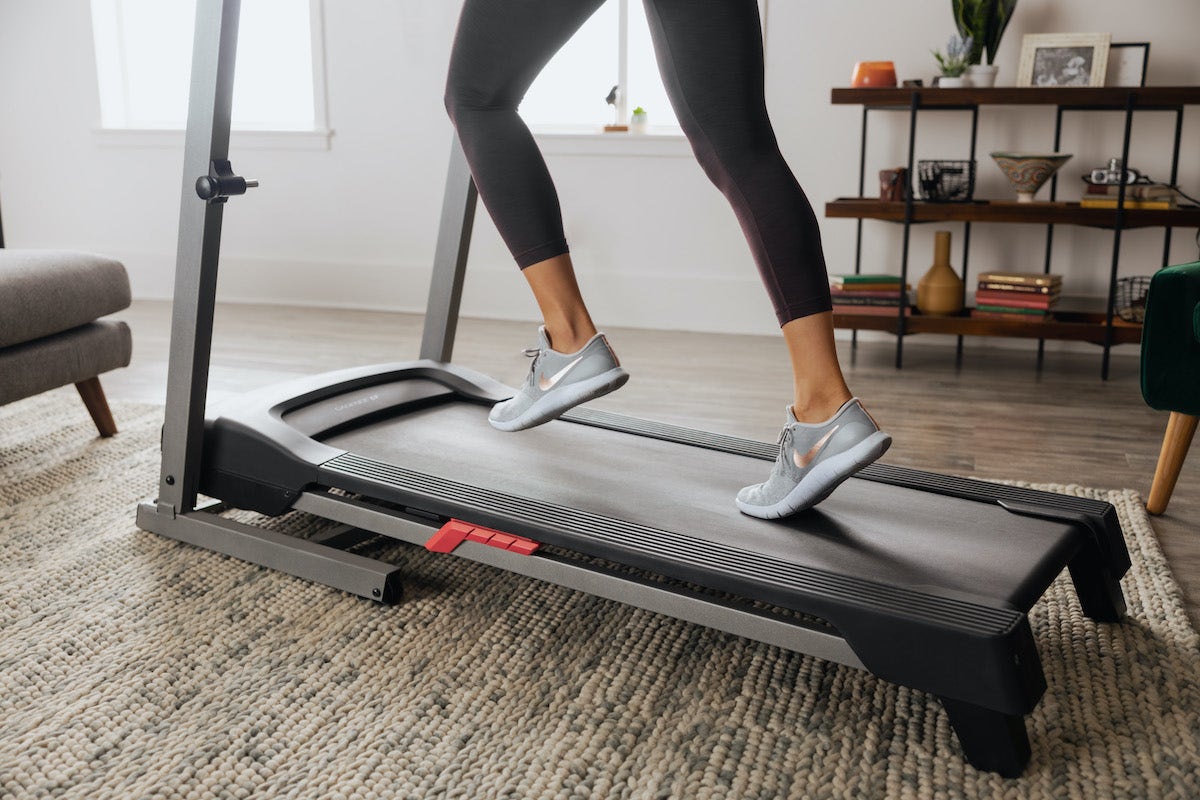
[
  {"left": 828, "top": 294, "right": 909, "bottom": 306},
  {"left": 976, "top": 281, "right": 1060, "bottom": 295},
  {"left": 1079, "top": 197, "right": 1177, "bottom": 210},
  {"left": 974, "top": 303, "right": 1051, "bottom": 315},
  {"left": 830, "top": 288, "right": 911, "bottom": 300},
  {"left": 833, "top": 304, "right": 911, "bottom": 317},
  {"left": 973, "top": 290, "right": 1058, "bottom": 310},
  {"left": 970, "top": 309, "right": 1048, "bottom": 321},
  {"left": 829, "top": 283, "right": 912, "bottom": 292},
  {"left": 976, "top": 271, "right": 1062, "bottom": 288},
  {"left": 830, "top": 273, "right": 903, "bottom": 285}
]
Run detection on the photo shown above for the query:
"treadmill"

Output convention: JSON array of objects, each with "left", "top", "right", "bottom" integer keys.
[{"left": 138, "top": 0, "right": 1132, "bottom": 778}]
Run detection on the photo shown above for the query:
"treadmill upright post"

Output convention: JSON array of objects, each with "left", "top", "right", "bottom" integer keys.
[
  {"left": 157, "top": 0, "right": 241, "bottom": 515},
  {"left": 419, "top": 135, "right": 478, "bottom": 363}
]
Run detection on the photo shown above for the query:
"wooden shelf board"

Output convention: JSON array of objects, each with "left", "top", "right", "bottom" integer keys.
[
  {"left": 832, "top": 308, "right": 1142, "bottom": 345},
  {"left": 831, "top": 86, "right": 1200, "bottom": 108},
  {"left": 825, "top": 198, "right": 1200, "bottom": 229}
]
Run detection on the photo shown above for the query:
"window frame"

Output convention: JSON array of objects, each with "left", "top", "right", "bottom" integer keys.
[
  {"left": 89, "top": 0, "right": 333, "bottom": 150},
  {"left": 527, "top": 0, "right": 769, "bottom": 151}
]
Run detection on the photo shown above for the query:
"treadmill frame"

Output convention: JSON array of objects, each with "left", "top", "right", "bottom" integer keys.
[{"left": 138, "top": 0, "right": 1131, "bottom": 777}]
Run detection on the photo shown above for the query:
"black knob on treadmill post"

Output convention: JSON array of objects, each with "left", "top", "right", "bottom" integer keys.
[{"left": 195, "top": 160, "right": 259, "bottom": 204}]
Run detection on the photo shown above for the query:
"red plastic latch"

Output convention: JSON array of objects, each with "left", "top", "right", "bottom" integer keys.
[
  {"left": 425, "top": 519, "right": 541, "bottom": 556},
  {"left": 424, "top": 519, "right": 474, "bottom": 553}
]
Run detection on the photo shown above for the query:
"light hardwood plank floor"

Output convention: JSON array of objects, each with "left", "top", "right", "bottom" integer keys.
[{"left": 102, "top": 299, "right": 1199, "bottom": 629}]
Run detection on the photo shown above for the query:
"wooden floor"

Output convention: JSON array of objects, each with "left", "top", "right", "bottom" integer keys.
[{"left": 102, "top": 300, "right": 1199, "bottom": 629}]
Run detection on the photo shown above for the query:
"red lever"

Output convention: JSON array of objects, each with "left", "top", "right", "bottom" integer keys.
[{"left": 425, "top": 519, "right": 540, "bottom": 556}]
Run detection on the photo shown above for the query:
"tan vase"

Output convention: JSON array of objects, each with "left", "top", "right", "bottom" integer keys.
[{"left": 916, "top": 230, "right": 964, "bottom": 316}]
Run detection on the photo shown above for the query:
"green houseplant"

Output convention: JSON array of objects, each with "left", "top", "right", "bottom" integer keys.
[
  {"left": 932, "top": 35, "right": 973, "bottom": 86},
  {"left": 952, "top": 0, "right": 1018, "bottom": 66}
]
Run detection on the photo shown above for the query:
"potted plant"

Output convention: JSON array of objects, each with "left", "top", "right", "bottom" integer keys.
[
  {"left": 952, "top": 0, "right": 1018, "bottom": 86},
  {"left": 630, "top": 106, "right": 648, "bottom": 134},
  {"left": 932, "top": 35, "right": 973, "bottom": 87}
]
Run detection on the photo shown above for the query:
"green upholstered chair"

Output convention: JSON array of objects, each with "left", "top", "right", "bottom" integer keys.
[{"left": 1141, "top": 260, "right": 1200, "bottom": 515}]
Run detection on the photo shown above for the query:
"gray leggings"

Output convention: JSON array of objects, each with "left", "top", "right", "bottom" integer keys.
[{"left": 444, "top": 0, "right": 832, "bottom": 325}]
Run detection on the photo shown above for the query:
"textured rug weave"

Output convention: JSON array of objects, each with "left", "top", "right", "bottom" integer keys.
[{"left": 2, "top": 390, "right": 1199, "bottom": 800}]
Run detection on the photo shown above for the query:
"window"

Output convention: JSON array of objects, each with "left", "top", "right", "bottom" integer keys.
[
  {"left": 90, "top": 0, "right": 326, "bottom": 135},
  {"left": 520, "top": 0, "right": 768, "bottom": 134}
]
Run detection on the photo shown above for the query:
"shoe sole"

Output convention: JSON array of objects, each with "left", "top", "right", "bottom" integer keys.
[
  {"left": 489, "top": 367, "right": 630, "bottom": 432},
  {"left": 736, "top": 431, "right": 893, "bottom": 519}
]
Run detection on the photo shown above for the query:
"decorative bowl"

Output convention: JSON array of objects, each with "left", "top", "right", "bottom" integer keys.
[
  {"left": 851, "top": 61, "right": 897, "bottom": 88},
  {"left": 990, "top": 152, "right": 1073, "bottom": 203}
]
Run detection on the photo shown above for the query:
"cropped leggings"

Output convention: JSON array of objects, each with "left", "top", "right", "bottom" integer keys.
[{"left": 444, "top": 0, "right": 832, "bottom": 325}]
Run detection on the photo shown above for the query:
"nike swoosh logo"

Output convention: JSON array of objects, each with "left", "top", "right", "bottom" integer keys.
[
  {"left": 793, "top": 425, "right": 840, "bottom": 469},
  {"left": 539, "top": 356, "right": 584, "bottom": 391}
]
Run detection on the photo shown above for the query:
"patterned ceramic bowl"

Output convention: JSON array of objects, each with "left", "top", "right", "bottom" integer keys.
[{"left": 990, "top": 153, "right": 1073, "bottom": 203}]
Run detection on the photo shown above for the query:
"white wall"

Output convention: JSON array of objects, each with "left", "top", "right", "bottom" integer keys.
[{"left": 0, "top": 0, "right": 1197, "bottom": 338}]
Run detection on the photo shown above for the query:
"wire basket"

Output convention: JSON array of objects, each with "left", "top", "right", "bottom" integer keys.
[
  {"left": 1116, "top": 275, "right": 1152, "bottom": 323},
  {"left": 917, "top": 160, "right": 976, "bottom": 203}
]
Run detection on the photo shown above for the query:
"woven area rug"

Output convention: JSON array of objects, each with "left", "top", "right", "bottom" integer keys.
[{"left": 2, "top": 390, "right": 1199, "bottom": 800}]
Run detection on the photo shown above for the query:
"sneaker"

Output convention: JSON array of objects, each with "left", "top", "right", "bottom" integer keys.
[
  {"left": 489, "top": 326, "right": 629, "bottom": 431},
  {"left": 736, "top": 398, "right": 892, "bottom": 518}
]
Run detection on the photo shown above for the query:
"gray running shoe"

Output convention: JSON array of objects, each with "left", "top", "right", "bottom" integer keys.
[
  {"left": 489, "top": 326, "right": 629, "bottom": 431},
  {"left": 736, "top": 398, "right": 892, "bottom": 518}
]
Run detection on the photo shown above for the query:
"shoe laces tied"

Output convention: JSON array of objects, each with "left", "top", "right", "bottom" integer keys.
[{"left": 777, "top": 426, "right": 794, "bottom": 456}]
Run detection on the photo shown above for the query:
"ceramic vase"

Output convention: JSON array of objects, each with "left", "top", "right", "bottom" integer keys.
[{"left": 917, "top": 230, "right": 964, "bottom": 316}]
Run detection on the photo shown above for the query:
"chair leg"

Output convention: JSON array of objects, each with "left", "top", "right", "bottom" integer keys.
[
  {"left": 75, "top": 377, "right": 118, "bottom": 437},
  {"left": 1147, "top": 411, "right": 1198, "bottom": 515}
]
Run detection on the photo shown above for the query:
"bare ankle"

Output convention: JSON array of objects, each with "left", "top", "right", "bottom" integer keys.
[
  {"left": 543, "top": 321, "right": 597, "bottom": 353},
  {"left": 791, "top": 393, "right": 853, "bottom": 424}
]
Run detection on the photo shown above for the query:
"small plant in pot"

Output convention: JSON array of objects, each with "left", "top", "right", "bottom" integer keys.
[
  {"left": 630, "top": 106, "right": 648, "bottom": 134},
  {"left": 953, "top": 0, "right": 1018, "bottom": 86},
  {"left": 933, "top": 35, "right": 973, "bottom": 87}
]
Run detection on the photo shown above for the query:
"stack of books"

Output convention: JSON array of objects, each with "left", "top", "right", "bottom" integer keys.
[
  {"left": 1079, "top": 182, "right": 1178, "bottom": 210},
  {"left": 830, "top": 274, "right": 911, "bottom": 316},
  {"left": 971, "top": 272, "right": 1062, "bottom": 320}
]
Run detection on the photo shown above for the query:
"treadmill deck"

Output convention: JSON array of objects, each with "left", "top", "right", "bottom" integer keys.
[{"left": 320, "top": 398, "right": 1079, "bottom": 613}]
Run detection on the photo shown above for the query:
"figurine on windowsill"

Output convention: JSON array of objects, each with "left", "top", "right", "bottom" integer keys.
[{"left": 603, "top": 84, "right": 628, "bottom": 132}]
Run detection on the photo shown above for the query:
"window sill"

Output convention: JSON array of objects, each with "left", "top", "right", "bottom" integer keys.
[
  {"left": 532, "top": 129, "right": 691, "bottom": 158},
  {"left": 92, "top": 127, "right": 334, "bottom": 151}
]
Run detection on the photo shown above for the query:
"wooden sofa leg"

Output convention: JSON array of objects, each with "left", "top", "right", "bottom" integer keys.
[
  {"left": 1147, "top": 411, "right": 1198, "bottom": 515},
  {"left": 75, "top": 377, "right": 118, "bottom": 437}
]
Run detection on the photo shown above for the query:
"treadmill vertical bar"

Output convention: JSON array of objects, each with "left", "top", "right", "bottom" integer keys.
[
  {"left": 158, "top": 0, "right": 241, "bottom": 515},
  {"left": 419, "top": 135, "right": 478, "bottom": 363}
]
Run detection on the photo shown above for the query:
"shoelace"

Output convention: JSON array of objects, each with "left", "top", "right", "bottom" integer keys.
[
  {"left": 777, "top": 425, "right": 794, "bottom": 457},
  {"left": 521, "top": 346, "right": 543, "bottom": 380}
]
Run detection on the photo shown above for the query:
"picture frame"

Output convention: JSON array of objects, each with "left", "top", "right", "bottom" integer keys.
[
  {"left": 1106, "top": 42, "right": 1150, "bottom": 87},
  {"left": 1017, "top": 33, "right": 1112, "bottom": 88}
]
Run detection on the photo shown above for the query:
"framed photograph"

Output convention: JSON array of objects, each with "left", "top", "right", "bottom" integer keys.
[
  {"left": 1017, "top": 33, "right": 1112, "bottom": 88},
  {"left": 1106, "top": 42, "right": 1150, "bottom": 87}
]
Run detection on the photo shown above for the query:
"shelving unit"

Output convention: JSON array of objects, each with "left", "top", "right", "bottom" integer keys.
[{"left": 828, "top": 86, "right": 1200, "bottom": 378}]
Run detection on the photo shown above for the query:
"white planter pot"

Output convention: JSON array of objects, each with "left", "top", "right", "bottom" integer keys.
[
  {"left": 630, "top": 113, "right": 648, "bottom": 134},
  {"left": 938, "top": 76, "right": 965, "bottom": 88},
  {"left": 967, "top": 64, "right": 999, "bottom": 88}
]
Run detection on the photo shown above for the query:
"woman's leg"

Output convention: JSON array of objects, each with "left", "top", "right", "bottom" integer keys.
[
  {"left": 444, "top": 0, "right": 604, "bottom": 353},
  {"left": 445, "top": 1, "right": 627, "bottom": 431},
  {"left": 641, "top": 0, "right": 851, "bottom": 422},
  {"left": 643, "top": 0, "right": 889, "bottom": 515}
]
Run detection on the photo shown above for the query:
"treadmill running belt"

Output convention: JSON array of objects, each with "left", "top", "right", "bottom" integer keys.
[{"left": 321, "top": 401, "right": 1079, "bottom": 611}]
